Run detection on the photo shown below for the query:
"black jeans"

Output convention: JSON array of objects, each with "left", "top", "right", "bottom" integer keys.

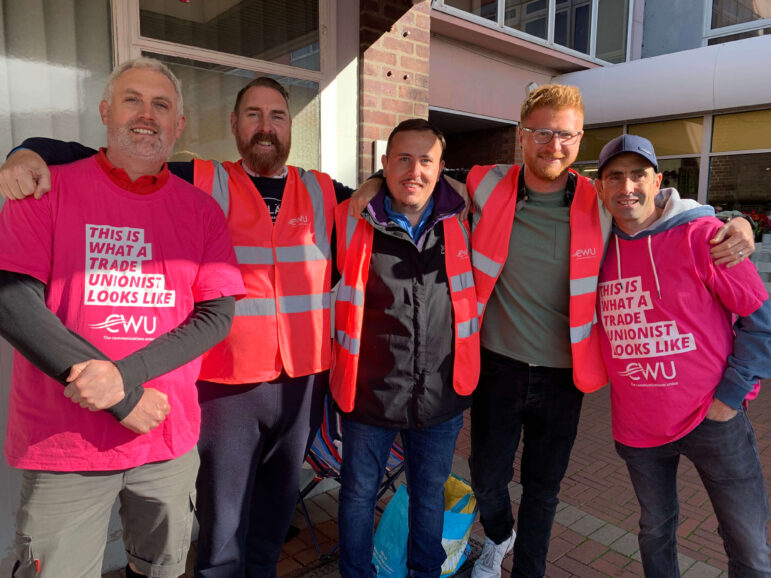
[{"left": 469, "top": 348, "right": 584, "bottom": 578}]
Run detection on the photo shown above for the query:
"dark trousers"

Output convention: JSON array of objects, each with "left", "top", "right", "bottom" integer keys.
[
  {"left": 617, "top": 409, "right": 771, "bottom": 577},
  {"left": 469, "top": 348, "right": 583, "bottom": 578},
  {"left": 194, "top": 372, "right": 327, "bottom": 578}
]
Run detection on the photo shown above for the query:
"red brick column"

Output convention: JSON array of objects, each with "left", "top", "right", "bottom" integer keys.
[{"left": 359, "top": 0, "right": 431, "bottom": 183}]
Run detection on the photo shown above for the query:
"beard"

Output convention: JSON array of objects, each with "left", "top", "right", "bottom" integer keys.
[
  {"left": 108, "top": 121, "right": 173, "bottom": 164},
  {"left": 238, "top": 130, "right": 291, "bottom": 176}
]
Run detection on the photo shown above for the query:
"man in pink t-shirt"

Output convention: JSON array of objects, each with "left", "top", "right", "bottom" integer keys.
[
  {"left": 0, "top": 58, "right": 244, "bottom": 578},
  {"left": 594, "top": 134, "right": 771, "bottom": 577}
]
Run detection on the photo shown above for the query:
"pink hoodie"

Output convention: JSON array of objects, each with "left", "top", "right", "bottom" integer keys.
[{"left": 598, "top": 190, "right": 768, "bottom": 448}]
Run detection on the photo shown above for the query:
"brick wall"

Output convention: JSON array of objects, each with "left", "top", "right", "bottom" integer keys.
[{"left": 359, "top": 0, "right": 431, "bottom": 182}]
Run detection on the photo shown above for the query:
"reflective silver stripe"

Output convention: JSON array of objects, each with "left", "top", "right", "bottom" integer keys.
[
  {"left": 457, "top": 316, "right": 480, "bottom": 339},
  {"left": 450, "top": 271, "right": 474, "bottom": 293},
  {"left": 235, "top": 298, "right": 276, "bottom": 316},
  {"left": 478, "top": 301, "right": 485, "bottom": 316},
  {"left": 275, "top": 244, "right": 331, "bottom": 263},
  {"left": 279, "top": 292, "right": 331, "bottom": 313},
  {"left": 210, "top": 160, "right": 230, "bottom": 215},
  {"left": 570, "top": 319, "right": 594, "bottom": 343},
  {"left": 336, "top": 329, "right": 361, "bottom": 355},
  {"left": 235, "top": 246, "right": 274, "bottom": 265},
  {"left": 298, "top": 168, "right": 332, "bottom": 258},
  {"left": 570, "top": 276, "right": 598, "bottom": 297},
  {"left": 337, "top": 283, "right": 364, "bottom": 307},
  {"left": 345, "top": 213, "right": 358, "bottom": 249},
  {"left": 471, "top": 249, "right": 503, "bottom": 278},
  {"left": 474, "top": 164, "right": 512, "bottom": 210}
]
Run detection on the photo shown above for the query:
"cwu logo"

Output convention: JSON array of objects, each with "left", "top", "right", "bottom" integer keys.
[
  {"left": 288, "top": 215, "right": 310, "bottom": 227},
  {"left": 620, "top": 361, "right": 677, "bottom": 382},
  {"left": 571, "top": 247, "right": 597, "bottom": 260},
  {"left": 89, "top": 314, "right": 157, "bottom": 335}
]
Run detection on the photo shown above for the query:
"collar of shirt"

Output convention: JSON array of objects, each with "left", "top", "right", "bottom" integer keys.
[
  {"left": 383, "top": 195, "right": 435, "bottom": 243},
  {"left": 241, "top": 161, "right": 289, "bottom": 179},
  {"left": 94, "top": 148, "right": 170, "bottom": 195}
]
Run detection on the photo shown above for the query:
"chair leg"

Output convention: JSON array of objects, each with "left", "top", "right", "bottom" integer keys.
[{"left": 297, "top": 488, "right": 324, "bottom": 558}]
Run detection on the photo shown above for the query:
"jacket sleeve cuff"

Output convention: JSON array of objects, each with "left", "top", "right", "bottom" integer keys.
[
  {"left": 714, "top": 370, "right": 754, "bottom": 409},
  {"left": 105, "top": 384, "right": 144, "bottom": 421}
]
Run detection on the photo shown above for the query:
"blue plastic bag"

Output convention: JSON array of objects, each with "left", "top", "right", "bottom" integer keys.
[{"left": 372, "top": 475, "right": 478, "bottom": 577}]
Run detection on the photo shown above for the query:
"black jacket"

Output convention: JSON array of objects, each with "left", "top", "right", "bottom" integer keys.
[{"left": 345, "top": 177, "right": 473, "bottom": 429}]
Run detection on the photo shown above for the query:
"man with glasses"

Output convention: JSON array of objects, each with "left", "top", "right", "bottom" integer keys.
[{"left": 465, "top": 84, "right": 754, "bottom": 578}]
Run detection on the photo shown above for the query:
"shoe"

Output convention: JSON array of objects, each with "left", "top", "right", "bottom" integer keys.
[{"left": 471, "top": 531, "right": 516, "bottom": 578}]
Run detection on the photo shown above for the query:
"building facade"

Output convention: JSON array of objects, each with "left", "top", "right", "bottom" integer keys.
[{"left": 0, "top": 0, "right": 769, "bottom": 572}]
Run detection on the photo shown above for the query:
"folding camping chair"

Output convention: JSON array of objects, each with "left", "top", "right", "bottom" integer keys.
[{"left": 298, "top": 394, "right": 406, "bottom": 560}]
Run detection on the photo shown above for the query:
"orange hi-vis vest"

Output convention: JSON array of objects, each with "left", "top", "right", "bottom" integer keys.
[
  {"left": 467, "top": 164, "right": 611, "bottom": 393},
  {"left": 194, "top": 159, "right": 337, "bottom": 383},
  {"left": 330, "top": 200, "right": 481, "bottom": 412}
]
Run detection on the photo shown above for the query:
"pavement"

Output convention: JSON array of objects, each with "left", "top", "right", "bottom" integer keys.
[
  {"left": 104, "top": 379, "right": 771, "bottom": 577},
  {"left": 280, "top": 379, "right": 771, "bottom": 578}
]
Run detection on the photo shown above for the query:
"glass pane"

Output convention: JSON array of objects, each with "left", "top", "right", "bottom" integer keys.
[
  {"left": 708, "top": 26, "right": 771, "bottom": 43},
  {"left": 596, "top": 0, "right": 629, "bottom": 63},
  {"left": 505, "top": 0, "right": 549, "bottom": 40},
  {"left": 712, "top": 109, "right": 771, "bottom": 152},
  {"left": 554, "top": 1, "right": 591, "bottom": 54},
  {"left": 628, "top": 118, "right": 704, "bottom": 156},
  {"left": 445, "top": 0, "right": 499, "bottom": 22},
  {"left": 659, "top": 158, "right": 700, "bottom": 199},
  {"left": 139, "top": 0, "right": 320, "bottom": 72},
  {"left": 576, "top": 126, "right": 623, "bottom": 162},
  {"left": 144, "top": 53, "right": 320, "bottom": 170},
  {"left": 711, "top": 0, "right": 771, "bottom": 29},
  {"left": 707, "top": 153, "right": 771, "bottom": 215},
  {"left": 0, "top": 0, "right": 112, "bottom": 154},
  {"left": 572, "top": 162, "right": 598, "bottom": 179}
]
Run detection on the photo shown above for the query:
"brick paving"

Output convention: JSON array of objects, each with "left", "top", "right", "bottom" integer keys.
[
  {"left": 104, "top": 379, "right": 771, "bottom": 577},
  {"left": 280, "top": 379, "right": 771, "bottom": 578}
]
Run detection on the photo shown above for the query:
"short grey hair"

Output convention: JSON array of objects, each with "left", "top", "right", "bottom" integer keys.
[{"left": 103, "top": 57, "right": 184, "bottom": 116}]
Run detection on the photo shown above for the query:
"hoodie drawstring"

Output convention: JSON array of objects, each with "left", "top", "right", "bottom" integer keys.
[
  {"left": 614, "top": 234, "right": 662, "bottom": 300},
  {"left": 648, "top": 236, "right": 662, "bottom": 300}
]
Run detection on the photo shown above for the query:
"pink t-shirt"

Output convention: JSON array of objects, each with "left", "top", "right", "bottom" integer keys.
[
  {"left": 598, "top": 217, "right": 768, "bottom": 448},
  {"left": 0, "top": 157, "right": 245, "bottom": 471}
]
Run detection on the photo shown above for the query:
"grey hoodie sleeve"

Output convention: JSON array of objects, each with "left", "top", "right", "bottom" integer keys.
[{"left": 714, "top": 299, "right": 771, "bottom": 408}]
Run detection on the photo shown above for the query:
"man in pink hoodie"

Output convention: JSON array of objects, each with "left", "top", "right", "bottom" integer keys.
[{"left": 594, "top": 134, "right": 771, "bottom": 577}]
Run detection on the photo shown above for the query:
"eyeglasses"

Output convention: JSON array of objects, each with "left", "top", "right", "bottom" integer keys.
[{"left": 521, "top": 127, "right": 583, "bottom": 145}]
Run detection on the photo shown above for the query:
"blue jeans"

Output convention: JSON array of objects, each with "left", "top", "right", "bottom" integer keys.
[
  {"left": 338, "top": 413, "right": 464, "bottom": 578},
  {"left": 616, "top": 408, "right": 771, "bottom": 577},
  {"left": 469, "top": 349, "right": 584, "bottom": 578}
]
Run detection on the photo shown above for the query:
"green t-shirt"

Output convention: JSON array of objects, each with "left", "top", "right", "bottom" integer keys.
[{"left": 480, "top": 187, "right": 573, "bottom": 368}]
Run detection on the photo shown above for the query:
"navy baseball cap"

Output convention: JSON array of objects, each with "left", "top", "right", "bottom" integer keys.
[{"left": 597, "top": 134, "right": 658, "bottom": 177}]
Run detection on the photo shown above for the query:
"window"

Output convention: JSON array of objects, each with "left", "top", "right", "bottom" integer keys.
[
  {"left": 435, "top": 0, "right": 630, "bottom": 63},
  {"left": 0, "top": 0, "right": 112, "bottom": 154},
  {"left": 139, "top": 0, "right": 320, "bottom": 71},
  {"left": 708, "top": 110, "right": 771, "bottom": 215},
  {"left": 144, "top": 54, "right": 320, "bottom": 170},
  {"left": 706, "top": 0, "right": 771, "bottom": 44}
]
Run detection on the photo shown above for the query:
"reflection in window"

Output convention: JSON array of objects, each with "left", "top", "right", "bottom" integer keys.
[
  {"left": 0, "top": 0, "right": 112, "bottom": 154},
  {"left": 628, "top": 118, "right": 703, "bottom": 156},
  {"left": 708, "top": 26, "right": 771, "bottom": 43},
  {"left": 712, "top": 109, "right": 771, "bottom": 152},
  {"left": 659, "top": 158, "right": 700, "bottom": 200},
  {"left": 554, "top": 1, "right": 591, "bottom": 54},
  {"left": 708, "top": 153, "right": 771, "bottom": 213},
  {"left": 576, "top": 126, "right": 623, "bottom": 162},
  {"left": 139, "top": 0, "right": 320, "bottom": 72},
  {"left": 445, "top": 0, "right": 498, "bottom": 22},
  {"left": 505, "top": 0, "right": 548, "bottom": 40},
  {"left": 596, "top": 0, "right": 629, "bottom": 62},
  {"left": 144, "top": 54, "right": 320, "bottom": 170},
  {"left": 711, "top": 0, "right": 771, "bottom": 29}
]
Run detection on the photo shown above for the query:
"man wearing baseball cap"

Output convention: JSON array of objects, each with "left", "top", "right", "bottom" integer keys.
[{"left": 594, "top": 134, "right": 771, "bottom": 576}]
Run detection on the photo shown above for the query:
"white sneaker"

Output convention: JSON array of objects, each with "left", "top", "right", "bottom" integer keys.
[{"left": 471, "top": 532, "right": 516, "bottom": 578}]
